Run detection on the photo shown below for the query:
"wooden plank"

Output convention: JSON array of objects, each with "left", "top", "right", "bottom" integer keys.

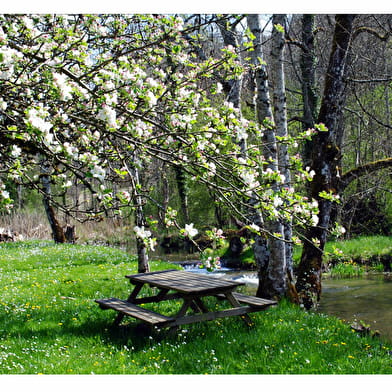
[
  {"left": 131, "top": 292, "right": 183, "bottom": 305},
  {"left": 125, "top": 269, "right": 177, "bottom": 280},
  {"left": 162, "top": 306, "right": 257, "bottom": 327},
  {"left": 126, "top": 270, "right": 243, "bottom": 295},
  {"left": 216, "top": 292, "right": 277, "bottom": 308},
  {"left": 231, "top": 292, "right": 277, "bottom": 308},
  {"left": 95, "top": 298, "right": 174, "bottom": 325}
]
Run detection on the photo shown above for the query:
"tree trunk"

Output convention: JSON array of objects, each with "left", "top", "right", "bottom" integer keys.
[
  {"left": 270, "top": 14, "right": 296, "bottom": 299},
  {"left": 216, "top": 18, "right": 243, "bottom": 110},
  {"left": 130, "top": 154, "right": 150, "bottom": 273},
  {"left": 40, "top": 160, "right": 66, "bottom": 243},
  {"left": 296, "top": 15, "right": 356, "bottom": 309},
  {"left": 300, "top": 14, "right": 318, "bottom": 167},
  {"left": 247, "top": 14, "right": 287, "bottom": 299},
  {"left": 174, "top": 166, "right": 190, "bottom": 224}
]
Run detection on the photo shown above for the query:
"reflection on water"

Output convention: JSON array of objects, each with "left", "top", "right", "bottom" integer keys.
[
  {"left": 319, "top": 274, "right": 392, "bottom": 341},
  {"left": 182, "top": 264, "right": 392, "bottom": 342}
]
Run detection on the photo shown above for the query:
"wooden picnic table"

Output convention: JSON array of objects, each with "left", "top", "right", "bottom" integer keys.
[{"left": 95, "top": 269, "right": 277, "bottom": 331}]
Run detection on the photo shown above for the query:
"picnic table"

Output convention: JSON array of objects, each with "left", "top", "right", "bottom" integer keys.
[{"left": 95, "top": 269, "right": 277, "bottom": 330}]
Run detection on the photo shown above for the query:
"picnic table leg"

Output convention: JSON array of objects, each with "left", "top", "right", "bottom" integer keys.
[
  {"left": 168, "top": 297, "right": 194, "bottom": 334},
  {"left": 225, "top": 292, "right": 254, "bottom": 327},
  {"left": 113, "top": 282, "right": 144, "bottom": 326},
  {"left": 193, "top": 298, "right": 209, "bottom": 313}
]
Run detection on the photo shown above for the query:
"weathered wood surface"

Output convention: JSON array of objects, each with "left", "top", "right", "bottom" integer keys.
[
  {"left": 217, "top": 292, "right": 278, "bottom": 308},
  {"left": 125, "top": 269, "right": 243, "bottom": 295},
  {"left": 95, "top": 298, "right": 174, "bottom": 325}
]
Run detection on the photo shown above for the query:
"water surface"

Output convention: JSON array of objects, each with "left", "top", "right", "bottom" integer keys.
[{"left": 318, "top": 274, "right": 392, "bottom": 341}]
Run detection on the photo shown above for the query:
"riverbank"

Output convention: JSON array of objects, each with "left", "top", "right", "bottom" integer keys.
[
  {"left": 0, "top": 240, "right": 391, "bottom": 374},
  {"left": 219, "top": 235, "right": 392, "bottom": 273}
]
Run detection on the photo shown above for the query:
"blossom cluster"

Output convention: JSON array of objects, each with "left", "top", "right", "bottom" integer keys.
[
  {"left": 133, "top": 225, "right": 157, "bottom": 251},
  {"left": 200, "top": 256, "right": 221, "bottom": 272}
]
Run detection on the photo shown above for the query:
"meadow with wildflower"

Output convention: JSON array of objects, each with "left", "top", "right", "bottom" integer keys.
[{"left": 0, "top": 241, "right": 391, "bottom": 374}]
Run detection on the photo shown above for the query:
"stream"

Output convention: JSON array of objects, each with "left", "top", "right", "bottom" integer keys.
[{"left": 177, "top": 263, "right": 392, "bottom": 341}]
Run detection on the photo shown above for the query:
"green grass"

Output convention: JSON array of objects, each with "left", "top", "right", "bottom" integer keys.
[
  {"left": 290, "top": 235, "right": 392, "bottom": 267},
  {"left": 329, "top": 260, "right": 365, "bottom": 278},
  {"left": 324, "top": 235, "right": 392, "bottom": 262},
  {"left": 1, "top": 240, "right": 392, "bottom": 374}
]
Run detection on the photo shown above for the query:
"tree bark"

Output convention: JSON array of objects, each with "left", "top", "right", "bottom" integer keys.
[
  {"left": 296, "top": 15, "right": 356, "bottom": 309},
  {"left": 247, "top": 14, "right": 288, "bottom": 299},
  {"left": 339, "top": 157, "right": 392, "bottom": 190},
  {"left": 174, "top": 166, "right": 190, "bottom": 224},
  {"left": 300, "top": 14, "right": 318, "bottom": 167},
  {"left": 40, "top": 160, "right": 66, "bottom": 243},
  {"left": 270, "top": 14, "right": 296, "bottom": 300},
  {"left": 216, "top": 17, "right": 243, "bottom": 110},
  {"left": 130, "top": 154, "right": 150, "bottom": 273}
]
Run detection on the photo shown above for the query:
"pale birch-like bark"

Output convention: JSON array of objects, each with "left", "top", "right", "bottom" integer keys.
[
  {"left": 270, "top": 14, "right": 295, "bottom": 294},
  {"left": 247, "top": 14, "right": 287, "bottom": 299},
  {"left": 301, "top": 14, "right": 318, "bottom": 168}
]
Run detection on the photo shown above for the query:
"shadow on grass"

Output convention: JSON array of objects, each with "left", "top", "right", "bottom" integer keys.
[{"left": 0, "top": 311, "right": 179, "bottom": 351}]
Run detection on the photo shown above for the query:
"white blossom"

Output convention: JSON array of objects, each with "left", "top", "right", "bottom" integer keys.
[
  {"left": 0, "top": 98, "right": 7, "bottom": 110},
  {"left": 97, "top": 105, "right": 117, "bottom": 129},
  {"left": 235, "top": 127, "right": 248, "bottom": 142},
  {"left": 311, "top": 214, "right": 319, "bottom": 226},
  {"left": 26, "top": 109, "right": 52, "bottom": 134},
  {"left": 133, "top": 226, "right": 152, "bottom": 240},
  {"left": 52, "top": 72, "right": 73, "bottom": 101},
  {"left": 249, "top": 223, "right": 261, "bottom": 233},
  {"left": 146, "top": 90, "right": 157, "bottom": 107},
  {"left": 184, "top": 223, "right": 198, "bottom": 238},
  {"left": 1, "top": 190, "right": 10, "bottom": 199},
  {"left": 91, "top": 165, "right": 106, "bottom": 181},
  {"left": 273, "top": 196, "right": 284, "bottom": 208},
  {"left": 10, "top": 145, "right": 21, "bottom": 157}
]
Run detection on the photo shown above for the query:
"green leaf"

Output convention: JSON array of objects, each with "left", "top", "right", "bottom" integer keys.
[
  {"left": 274, "top": 23, "right": 285, "bottom": 34},
  {"left": 315, "top": 123, "right": 328, "bottom": 132}
]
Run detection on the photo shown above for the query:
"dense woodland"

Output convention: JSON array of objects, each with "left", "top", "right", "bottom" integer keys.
[{"left": 0, "top": 14, "right": 391, "bottom": 309}]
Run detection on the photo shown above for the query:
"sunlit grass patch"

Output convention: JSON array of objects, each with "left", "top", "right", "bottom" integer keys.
[
  {"left": 1, "top": 241, "right": 391, "bottom": 374},
  {"left": 329, "top": 260, "right": 365, "bottom": 278}
]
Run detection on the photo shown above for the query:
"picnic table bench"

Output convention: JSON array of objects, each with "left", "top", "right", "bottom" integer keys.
[{"left": 95, "top": 269, "right": 277, "bottom": 330}]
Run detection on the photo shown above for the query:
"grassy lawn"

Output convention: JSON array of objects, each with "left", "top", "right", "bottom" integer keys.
[{"left": 0, "top": 241, "right": 391, "bottom": 374}]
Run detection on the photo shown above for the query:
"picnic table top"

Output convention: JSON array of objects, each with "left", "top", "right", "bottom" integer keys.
[{"left": 125, "top": 269, "right": 244, "bottom": 295}]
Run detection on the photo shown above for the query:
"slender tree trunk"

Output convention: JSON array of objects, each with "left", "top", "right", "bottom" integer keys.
[
  {"left": 300, "top": 14, "right": 318, "bottom": 167},
  {"left": 158, "top": 167, "right": 170, "bottom": 228},
  {"left": 216, "top": 18, "right": 243, "bottom": 111},
  {"left": 296, "top": 15, "right": 356, "bottom": 309},
  {"left": 130, "top": 155, "right": 150, "bottom": 273},
  {"left": 270, "top": 14, "right": 296, "bottom": 299},
  {"left": 247, "top": 14, "right": 287, "bottom": 299},
  {"left": 247, "top": 14, "right": 273, "bottom": 298},
  {"left": 40, "top": 160, "right": 66, "bottom": 243}
]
